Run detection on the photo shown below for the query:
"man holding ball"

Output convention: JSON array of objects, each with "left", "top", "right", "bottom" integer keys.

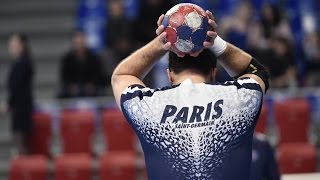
[{"left": 111, "top": 6, "right": 269, "bottom": 180}]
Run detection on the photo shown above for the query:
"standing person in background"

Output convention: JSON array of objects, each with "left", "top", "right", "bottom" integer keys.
[
  {"left": 5, "top": 33, "right": 34, "bottom": 155},
  {"left": 250, "top": 37, "right": 296, "bottom": 88},
  {"left": 59, "top": 31, "right": 106, "bottom": 98},
  {"left": 104, "top": 0, "right": 134, "bottom": 84},
  {"left": 133, "top": 0, "right": 177, "bottom": 45},
  {"left": 303, "top": 31, "right": 320, "bottom": 86},
  {"left": 106, "top": 0, "right": 133, "bottom": 61},
  {"left": 247, "top": 3, "right": 293, "bottom": 51},
  {"left": 250, "top": 133, "right": 280, "bottom": 180}
]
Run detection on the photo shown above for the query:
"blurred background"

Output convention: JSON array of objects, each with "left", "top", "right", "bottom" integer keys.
[{"left": 0, "top": 0, "right": 319, "bottom": 179}]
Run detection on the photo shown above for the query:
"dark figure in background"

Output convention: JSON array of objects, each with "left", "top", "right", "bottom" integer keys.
[
  {"left": 104, "top": 0, "right": 134, "bottom": 83},
  {"left": 133, "top": 0, "right": 177, "bottom": 44},
  {"left": 250, "top": 133, "right": 280, "bottom": 180},
  {"left": 303, "top": 31, "right": 320, "bottom": 86},
  {"left": 247, "top": 3, "right": 292, "bottom": 51},
  {"left": 6, "top": 33, "right": 34, "bottom": 155},
  {"left": 106, "top": 0, "right": 133, "bottom": 61},
  {"left": 60, "top": 31, "right": 105, "bottom": 98},
  {"left": 253, "top": 37, "right": 296, "bottom": 88}
]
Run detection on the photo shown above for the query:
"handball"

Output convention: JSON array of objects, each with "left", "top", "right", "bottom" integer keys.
[{"left": 163, "top": 3, "right": 211, "bottom": 54}]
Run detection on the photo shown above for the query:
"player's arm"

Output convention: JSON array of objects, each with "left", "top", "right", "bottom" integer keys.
[
  {"left": 217, "top": 43, "right": 268, "bottom": 93},
  {"left": 204, "top": 11, "right": 269, "bottom": 93},
  {"left": 111, "top": 32, "right": 171, "bottom": 106}
]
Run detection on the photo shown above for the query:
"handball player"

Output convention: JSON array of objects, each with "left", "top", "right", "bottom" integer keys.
[{"left": 111, "top": 9, "right": 269, "bottom": 180}]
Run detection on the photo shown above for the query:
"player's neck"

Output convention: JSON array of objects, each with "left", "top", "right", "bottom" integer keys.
[{"left": 173, "top": 71, "right": 208, "bottom": 85}]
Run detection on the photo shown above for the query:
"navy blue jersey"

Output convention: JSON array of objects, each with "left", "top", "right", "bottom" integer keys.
[
  {"left": 250, "top": 133, "right": 280, "bottom": 180},
  {"left": 121, "top": 78, "right": 263, "bottom": 180}
]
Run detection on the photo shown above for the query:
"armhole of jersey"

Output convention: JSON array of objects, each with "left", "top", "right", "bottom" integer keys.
[
  {"left": 225, "top": 78, "right": 262, "bottom": 92},
  {"left": 120, "top": 84, "right": 147, "bottom": 104}
]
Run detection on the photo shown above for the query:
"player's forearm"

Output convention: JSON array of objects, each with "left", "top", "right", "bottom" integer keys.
[
  {"left": 217, "top": 43, "right": 252, "bottom": 78},
  {"left": 112, "top": 37, "right": 167, "bottom": 82}
]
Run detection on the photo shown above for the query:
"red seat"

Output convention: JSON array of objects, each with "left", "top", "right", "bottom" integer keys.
[
  {"left": 102, "top": 109, "right": 136, "bottom": 151},
  {"left": 9, "top": 155, "right": 48, "bottom": 180},
  {"left": 278, "top": 143, "right": 317, "bottom": 174},
  {"left": 100, "top": 151, "right": 136, "bottom": 180},
  {"left": 29, "top": 112, "right": 52, "bottom": 157},
  {"left": 55, "top": 154, "right": 91, "bottom": 180},
  {"left": 60, "top": 109, "right": 95, "bottom": 154},
  {"left": 274, "top": 98, "right": 310, "bottom": 144},
  {"left": 255, "top": 103, "right": 268, "bottom": 133}
]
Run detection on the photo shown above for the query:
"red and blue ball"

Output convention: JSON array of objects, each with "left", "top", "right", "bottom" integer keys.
[{"left": 163, "top": 3, "right": 211, "bottom": 54}]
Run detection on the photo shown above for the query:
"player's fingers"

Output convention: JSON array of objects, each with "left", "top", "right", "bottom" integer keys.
[
  {"left": 207, "top": 31, "right": 217, "bottom": 38},
  {"left": 203, "top": 31, "right": 217, "bottom": 48},
  {"left": 159, "top": 31, "right": 172, "bottom": 51},
  {"left": 163, "top": 42, "right": 171, "bottom": 51},
  {"left": 203, "top": 41, "right": 214, "bottom": 48},
  {"left": 157, "top": 14, "right": 165, "bottom": 27},
  {"left": 156, "top": 25, "right": 165, "bottom": 36},
  {"left": 159, "top": 31, "right": 167, "bottom": 42},
  {"left": 208, "top": 19, "right": 218, "bottom": 30},
  {"left": 206, "top": 10, "right": 214, "bottom": 21}
]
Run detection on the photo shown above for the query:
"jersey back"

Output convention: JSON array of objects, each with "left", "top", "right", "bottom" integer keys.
[{"left": 121, "top": 78, "right": 263, "bottom": 180}]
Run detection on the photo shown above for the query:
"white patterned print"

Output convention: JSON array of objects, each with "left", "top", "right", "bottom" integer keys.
[{"left": 122, "top": 79, "right": 263, "bottom": 180}]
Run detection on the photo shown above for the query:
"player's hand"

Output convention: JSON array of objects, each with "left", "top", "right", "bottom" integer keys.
[
  {"left": 203, "top": 10, "right": 218, "bottom": 49},
  {"left": 190, "top": 11, "right": 218, "bottom": 57},
  {"left": 156, "top": 14, "right": 185, "bottom": 57}
]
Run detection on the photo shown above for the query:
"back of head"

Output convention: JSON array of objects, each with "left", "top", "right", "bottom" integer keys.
[{"left": 168, "top": 49, "right": 217, "bottom": 76}]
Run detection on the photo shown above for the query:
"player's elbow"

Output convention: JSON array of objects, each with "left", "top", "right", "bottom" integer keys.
[{"left": 111, "top": 74, "right": 120, "bottom": 88}]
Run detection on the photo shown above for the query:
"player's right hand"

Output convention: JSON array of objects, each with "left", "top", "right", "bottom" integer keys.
[{"left": 156, "top": 14, "right": 186, "bottom": 58}]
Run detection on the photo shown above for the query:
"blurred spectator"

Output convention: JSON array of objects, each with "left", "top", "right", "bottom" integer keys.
[
  {"left": 261, "top": 4, "right": 292, "bottom": 40},
  {"left": 104, "top": 0, "right": 134, "bottom": 83},
  {"left": 303, "top": 31, "right": 320, "bottom": 86},
  {"left": 59, "top": 31, "right": 106, "bottom": 98},
  {"left": 133, "top": 0, "right": 177, "bottom": 45},
  {"left": 6, "top": 33, "right": 34, "bottom": 155},
  {"left": 251, "top": 37, "right": 296, "bottom": 88},
  {"left": 105, "top": 0, "right": 133, "bottom": 62},
  {"left": 250, "top": 133, "right": 280, "bottom": 180},
  {"left": 270, "top": 37, "right": 296, "bottom": 88},
  {"left": 219, "top": 1, "right": 253, "bottom": 50},
  {"left": 248, "top": 3, "right": 293, "bottom": 50}
]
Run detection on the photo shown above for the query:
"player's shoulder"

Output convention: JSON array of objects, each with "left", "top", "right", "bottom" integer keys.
[
  {"left": 218, "top": 77, "right": 262, "bottom": 92},
  {"left": 121, "top": 84, "right": 180, "bottom": 103}
]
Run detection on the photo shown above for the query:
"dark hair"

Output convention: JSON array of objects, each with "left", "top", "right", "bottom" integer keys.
[
  {"left": 168, "top": 49, "right": 217, "bottom": 76},
  {"left": 12, "top": 33, "right": 31, "bottom": 59}
]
